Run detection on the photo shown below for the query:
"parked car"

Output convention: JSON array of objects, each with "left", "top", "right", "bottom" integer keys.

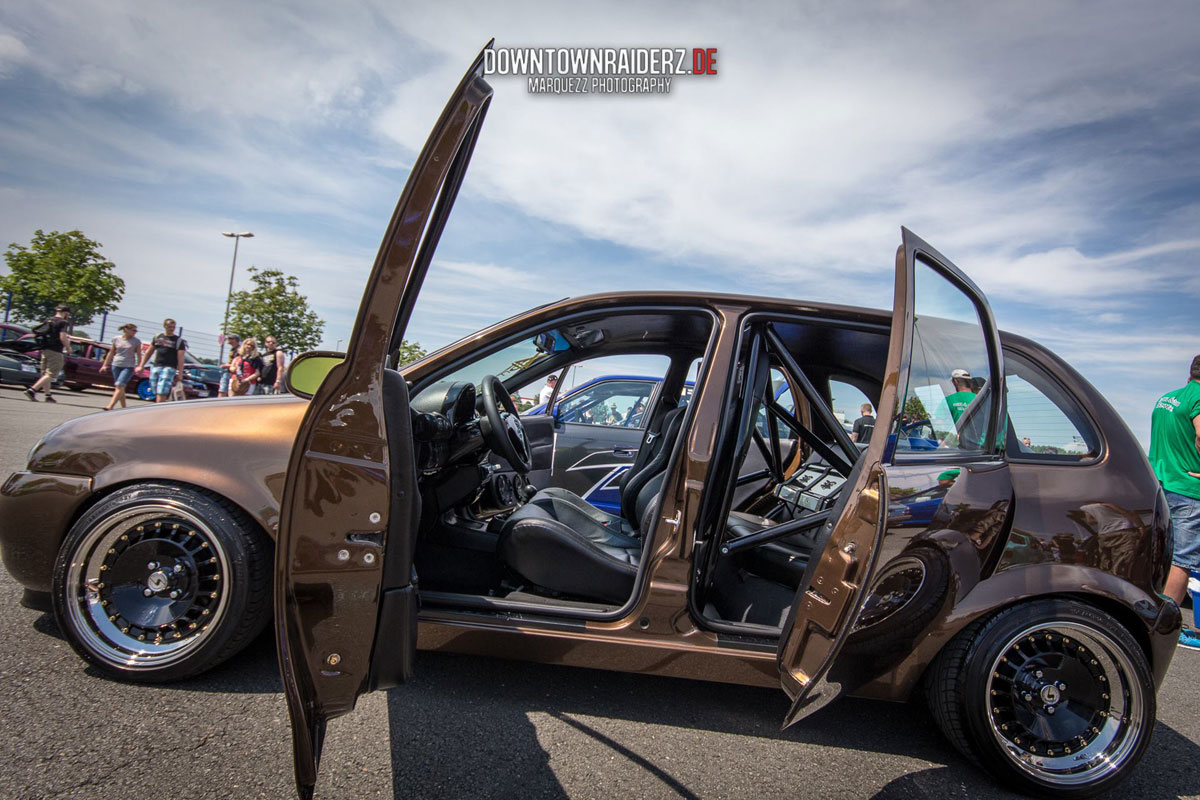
[
  {"left": 6, "top": 334, "right": 152, "bottom": 393},
  {"left": 0, "top": 48, "right": 1177, "bottom": 799},
  {"left": 522, "top": 376, "right": 695, "bottom": 514},
  {"left": 0, "top": 349, "right": 62, "bottom": 388},
  {"left": 0, "top": 322, "right": 30, "bottom": 343}
]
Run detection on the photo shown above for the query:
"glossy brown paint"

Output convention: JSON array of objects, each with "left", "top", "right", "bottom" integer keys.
[
  {"left": 274, "top": 51, "right": 494, "bottom": 798},
  {"left": 0, "top": 293, "right": 1176, "bottom": 702}
]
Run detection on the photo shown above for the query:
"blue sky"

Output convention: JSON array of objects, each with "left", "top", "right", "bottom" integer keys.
[{"left": 0, "top": 2, "right": 1198, "bottom": 446}]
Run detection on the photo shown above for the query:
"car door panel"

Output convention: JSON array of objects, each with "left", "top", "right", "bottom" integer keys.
[
  {"left": 778, "top": 227, "right": 1010, "bottom": 725},
  {"left": 275, "top": 44, "right": 492, "bottom": 800}
]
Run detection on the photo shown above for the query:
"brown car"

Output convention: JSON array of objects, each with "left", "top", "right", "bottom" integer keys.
[{"left": 0, "top": 46, "right": 1178, "bottom": 799}]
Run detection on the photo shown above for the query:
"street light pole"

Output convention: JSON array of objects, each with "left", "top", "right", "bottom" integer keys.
[{"left": 219, "top": 231, "right": 254, "bottom": 363}]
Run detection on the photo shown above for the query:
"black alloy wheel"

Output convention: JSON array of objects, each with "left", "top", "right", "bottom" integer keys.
[
  {"left": 52, "top": 483, "right": 272, "bottom": 682},
  {"left": 926, "top": 598, "right": 1155, "bottom": 798}
]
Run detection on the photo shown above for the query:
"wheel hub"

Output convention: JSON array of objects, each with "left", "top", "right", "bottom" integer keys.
[
  {"left": 984, "top": 622, "right": 1143, "bottom": 786},
  {"left": 68, "top": 510, "right": 229, "bottom": 664}
]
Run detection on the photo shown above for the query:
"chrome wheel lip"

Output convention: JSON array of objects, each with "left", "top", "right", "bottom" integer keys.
[
  {"left": 984, "top": 620, "right": 1145, "bottom": 787},
  {"left": 64, "top": 502, "right": 231, "bottom": 671}
]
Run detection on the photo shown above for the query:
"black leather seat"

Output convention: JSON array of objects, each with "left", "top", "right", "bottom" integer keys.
[{"left": 499, "top": 407, "right": 686, "bottom": 604}]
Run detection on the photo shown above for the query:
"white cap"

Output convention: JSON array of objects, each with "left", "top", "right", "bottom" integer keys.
[{"left": 951, "top": 368, "right": 971, "bottom": 379}]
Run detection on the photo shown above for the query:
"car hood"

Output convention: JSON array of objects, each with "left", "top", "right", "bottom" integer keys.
[{"left": 28, "top": 395, "right": 307, "bottom": 477}]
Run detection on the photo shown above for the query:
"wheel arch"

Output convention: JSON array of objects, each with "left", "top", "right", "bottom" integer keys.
[{"left": 855, "top": 563, "right": 1176, "bottom": 702}]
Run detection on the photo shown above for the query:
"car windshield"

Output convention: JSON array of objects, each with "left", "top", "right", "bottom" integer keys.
[{"left": 416, "top": 335, "right": 554, "bottom": 401}]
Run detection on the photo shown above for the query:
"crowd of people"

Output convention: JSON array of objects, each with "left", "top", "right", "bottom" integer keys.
[{"left": 20, "top": 305, "right": 288, "bottom": 407}]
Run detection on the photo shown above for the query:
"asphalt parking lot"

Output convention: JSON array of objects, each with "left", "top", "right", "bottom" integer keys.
[{"left": 2, "top": 384, "right": 1200, "bottom": 799}]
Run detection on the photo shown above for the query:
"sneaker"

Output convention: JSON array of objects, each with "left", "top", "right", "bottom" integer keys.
[
  {"left": 1179, "top": 627, "right": 1200, "bottom": 651},
  {"left": 43, "top": 395, "right": 56, "bottom": 404},
  {"left": 23, "top": 388, "right": 37, "bottom": 401}
]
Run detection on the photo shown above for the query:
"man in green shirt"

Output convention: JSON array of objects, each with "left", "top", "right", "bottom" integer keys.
[
  {"left": 945, "top": 368, "right": 977, "bottom": 423},
  {"left": 1149, "top": 355, "right": 1200, "bottom": 649}
]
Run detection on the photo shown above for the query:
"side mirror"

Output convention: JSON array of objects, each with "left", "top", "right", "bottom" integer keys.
[{"left": 284, "top": 351, "right": 345, "bottom": 399}]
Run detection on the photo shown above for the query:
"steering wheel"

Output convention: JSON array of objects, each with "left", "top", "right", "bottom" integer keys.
[{"left": 479, "top": 375, "right": 533, "bottom": 474}]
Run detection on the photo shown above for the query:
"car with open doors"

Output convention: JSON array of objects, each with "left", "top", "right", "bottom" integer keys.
[{"left": 0, "top": 45, "right": 1178, "bottom": 799}]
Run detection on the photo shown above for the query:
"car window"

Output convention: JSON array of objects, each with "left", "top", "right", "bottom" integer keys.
[
  {"left": 894, "top": 257, "right": 997, "bottom": 456},
  {"left": 69, "top": 340, "right": 90, "bottom": 358},
  {"left": 756, "top": 367, "right": 796, "bottom": 438},
  {"left": 1005, "top": 350, "right": 1100, "bottom": 460},
  {"left": 553, "top": 354, "right": 670, "bottom": 428},
  {"left": 830, "top": 378, "right": 873, "bottom": 439},
  {"left": 557, "top": 379, "right": 658, "bottom": 427}
]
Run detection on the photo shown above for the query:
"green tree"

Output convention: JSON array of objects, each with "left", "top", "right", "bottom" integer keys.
[
  {"left": 395, "top": 339, "right": 427, "bottom": 367},
  {"left": 227, "top": 267, "right": 324, "bottom": 352},
  {"left": 902, "top": 394, "right": 929, "bottom": 421},
  {"left": 1, "top": 230, "right": 125, "bottom": 326}
]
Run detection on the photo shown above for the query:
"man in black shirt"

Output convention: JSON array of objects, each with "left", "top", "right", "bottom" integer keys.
[
  {"left": 136, "top": 318, "right": 188, "bottom": 403},
  {"left": 851, "top": 402, "right": 875, "bottom": 443},
  {"left": 24, "top": 304, "right": 71, "bottom": 403}
]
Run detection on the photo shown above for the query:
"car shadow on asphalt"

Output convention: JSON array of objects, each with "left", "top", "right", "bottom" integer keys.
[
  {"left": 382, "top": 651, "right": 1200, "bottom": 800},
  {"left": 29, "top": 611, "right": 1200, "bottom": 799}
]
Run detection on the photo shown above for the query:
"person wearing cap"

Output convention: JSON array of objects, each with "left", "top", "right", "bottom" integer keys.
[
  {"left": 946, "top": 368, "right": 977, "bottom": 423},
  {"left": 538, "top": 373, "right": 558, "bottom": 406},
  {"left": 23, "top": 303, "right": 72, "bottom": 403},
  {"left": 217, "top": 334, "right": 242, "bottom": 397},
  {"left": 99, "top": 322, "right": 142, "bottom": 411}
]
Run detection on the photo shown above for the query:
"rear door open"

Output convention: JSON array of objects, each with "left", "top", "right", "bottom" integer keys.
[{"left": 777, "top": 227, "right": 1008, "bottom": 724}]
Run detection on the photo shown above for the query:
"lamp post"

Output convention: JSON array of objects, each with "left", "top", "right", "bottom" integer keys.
[{"left": 219, "top": 231, "right": 254, "bottom": 363}]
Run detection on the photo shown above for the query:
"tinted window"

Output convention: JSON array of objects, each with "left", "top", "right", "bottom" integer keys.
[{"left": 1005, "top": 350, "right": 1100, "bottom": 460}]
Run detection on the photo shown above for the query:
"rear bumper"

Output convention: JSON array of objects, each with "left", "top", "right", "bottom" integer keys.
[{"left": 0, "top": 471, "right": 93, "bottom": 593}]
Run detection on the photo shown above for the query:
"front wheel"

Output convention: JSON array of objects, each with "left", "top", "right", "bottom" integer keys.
[
  {"left": 926, "top": 599, "right": 1155, "bottom": 798},
  {"left": 52, "top": 483, "right": 272, "bottom": 682},
  {"left": 135, "top": 379, "right": 155, "bottom": 401}
]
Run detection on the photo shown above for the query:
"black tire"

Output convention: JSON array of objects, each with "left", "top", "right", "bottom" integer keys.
[
  {"left": 52, "top": 483, "right": 272, "bottom": 682},
  {"left": 925, "top": 599, "right": 1154, "bottom": 798},
  {"left": 66, "top": 384, "right": 89, "bottom": 392}
]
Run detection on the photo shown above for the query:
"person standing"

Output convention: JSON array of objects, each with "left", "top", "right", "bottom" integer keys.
[
  {"left": 229, "top": 338, "right": 263, "bottom": 396},
  {"left": 851, "top": 403, "right": 875, "bottom": 443},
  {"left": 23, "top": 304, "right": 72, "bottom": 403},
  {"left": 260, "top": 335, "right": 285, "bottom": 395},
  {"left": 538, "top": 374, "right": 558, "bottom": 406},
  {"left": 136, "top": 318, "right": 187, "bottom": 403},
  {"left": 217, "top": 334, "right": 241, "bottom": 397},
  {"left": 1149, "top": 355, "right": 1200, "bottom": 649},
  {"left": 98, "top": 322, "right": 142, "bottom": 410},
  {"left": 945, "top": 368, "right": 977, "bottom": 423}
]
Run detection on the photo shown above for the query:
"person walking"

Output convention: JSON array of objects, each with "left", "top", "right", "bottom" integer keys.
[
  {"left": 538, "top": 374, "right": 558, "bottom": 406},
  {"left": 23, "top": 304, "right": 72, "bottom": 403},
  {"left": 217, "top": 334, "right": 241, "bottom": 397},
  {"left": 136, "top": 318, "right": 188, "bottom": 403},
  {"left": 851, "top": 403, "right": 875, "bottom": 443},
  {"left": 1149, "top": 355, "right": 1200, "bottom": 650},
  {"left": 260, "top": 335, "right": 285, "bottom": 395},
  {"left": 98, "top": 322, "right": 142, "bottom": 410},
  {"left": 229, "top": 337, "right": 263, "bottom": 396}
]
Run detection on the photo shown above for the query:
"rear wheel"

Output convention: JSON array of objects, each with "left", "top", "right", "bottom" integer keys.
[
  {"left": 926, "top": 599, "right": 1154, "bottom": 798},
  {"left": 52, "top": 483, "right": 272, "bottom": 682},
  {"left": 135, "top": 378, "right": 155, "bottom": 401}
]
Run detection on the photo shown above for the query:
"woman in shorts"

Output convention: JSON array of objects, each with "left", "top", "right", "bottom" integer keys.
[{"left": 99, "top": 322, "right": 142, "bottom": 410}]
